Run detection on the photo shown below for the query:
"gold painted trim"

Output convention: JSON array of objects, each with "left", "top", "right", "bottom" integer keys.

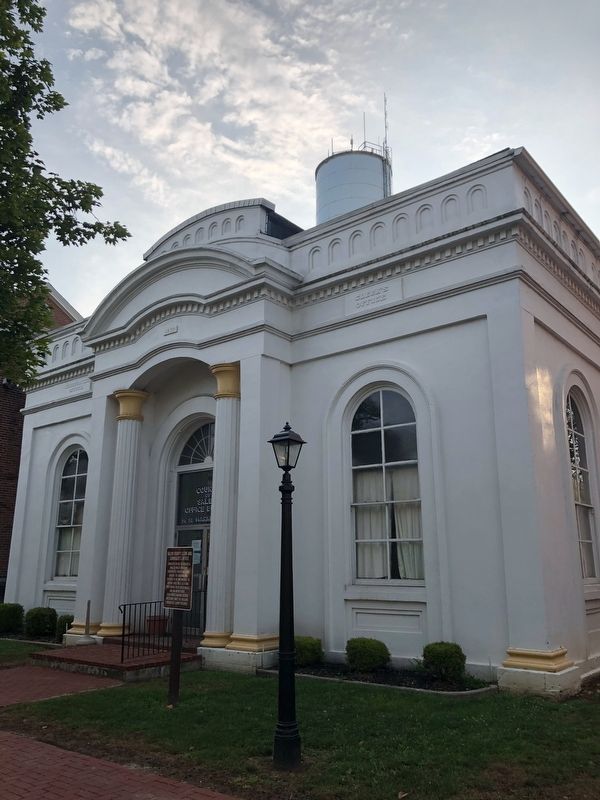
[
  {"left": 67, "top": 621, "right": 100, "bottom": 636},
  {"left": 113, "top": 389, "right": 149, "bottom": 421},
  {"left": 225, "top": 633, "right": 279, "bottom": 652},
  {"left": 96, "top": 622, "right": 128, "bottom": 638},
  {"left": 211, "top": 363, "right": 240, "bottom": 399},
  {"left": 200, "top": 631, "right": 232, "bottom": 648},
  {"left": 502, "top": 646, "right": 574, "bottom": 673}
]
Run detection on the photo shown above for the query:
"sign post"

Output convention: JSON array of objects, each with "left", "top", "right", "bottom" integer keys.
[{"left": 163, "top": 547, "right": 193, "bottom": 707}]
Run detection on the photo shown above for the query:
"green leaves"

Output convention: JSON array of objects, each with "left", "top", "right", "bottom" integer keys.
[{"left": 0, "top": 0, "right": 130, "bottom": 386}]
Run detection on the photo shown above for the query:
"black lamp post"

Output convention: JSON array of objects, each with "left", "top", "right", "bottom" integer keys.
[{"left": 269, "top": 422, "right": 305, "bottom": 770}]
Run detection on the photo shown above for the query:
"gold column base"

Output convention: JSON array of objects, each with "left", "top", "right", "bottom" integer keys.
[
  {"left": 225, "top": 633, "right": 279, "bottom": 652},
  {"left": 502, "top": 646, "right": 573, "bottom": 673},
  {"left": 96, "top": 622, "right": 128, "bottom": 638},
  {"left": 200, "top": 631, "right": 232, "bottom": 648},
  {"left": 67, "top": 620, "right": 100, "bottom": 636}
]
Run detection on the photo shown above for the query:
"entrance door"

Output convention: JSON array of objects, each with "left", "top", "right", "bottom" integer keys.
[
  {"left": 176, "top": 527, "right": 209, "bottom": 635},
  {"left": 175, "top": 466, "right": 212, "bottom": 636}
]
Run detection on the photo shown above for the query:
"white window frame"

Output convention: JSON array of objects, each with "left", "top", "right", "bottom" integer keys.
[
  {"left": 565, "top": 390, "right": 600, "bottom": 584},
  {"left": 52, "top": 447, "right": 88, "bottom": 580},
  {"left": 350, "top": 387, "right": 425, "bottom": 586}
]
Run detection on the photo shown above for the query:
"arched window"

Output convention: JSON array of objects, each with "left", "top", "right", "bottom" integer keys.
[
  {"left": 566, "top": 393, "right": 598, "bottom": 579},
  {"left": 55, "top": 449, "right": 88, "bottom": 577},
  {"left": 351, "top": 389, "right": 423, "bottom": 580},
  {"left": 178, "top": 422, "right": 215, "bottom": 465}
]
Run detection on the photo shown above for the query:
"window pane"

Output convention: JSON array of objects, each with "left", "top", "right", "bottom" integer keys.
[
  {"left": 55, "top": 552, "right": 71, "bottom": 577},
  {"left": 75, "top": 475, "right": 87, "bottom": 499},
  {"left": 353, "top": 469, "right": 384, "bottom": 502},
  {"left": 352, "top": 431, "right": 382, "bottom": 466},
  {"left": 60, "top": 477, "right": 75, "bottom": 501},
  {"left": 72, "top": 501, "right": 85, "bottom": 526},
  {"left": 391, "top": 542, "right": 424, "bottom": 579},
  {"left": 384, "top": 426, "right": 417, "bottom": 463},
  {"left": 356, "top": 542, "right": 387, "bottom": 578},
  {"left": 580, "top": 541, "right": 597, "bottom": 579},
  {"left": 386, "top": 465, "right": 419, "bottom": 501},
  {"left": 352, "top": 393, "right": 381, "bottom": 431},
  {"left": 576, "top": 505, "right": 594, "bottom": 543},
  {"left": 77, "top": 451, "right": 88, "bottom": 474},
  {"left": 63, "top": 452, "right": 79, "bottom": 476},
  {"left": 570, "top": 399, "right": 584, "bottom": 435},
  {"left": 70, "top": 553, "right": 80, "bottom": 577},
  {"left": 58, "top": 502, "right": 73, "bottom": 526},
  {"left": 177, "top": 470, "right": 213, "bottom": 526},
  {"left": 390, "top": 501, "right": 422, "bottom": 540},
  {"left": 382, "top": 391, "right": 414, "bottom": 425},
  {"left": 71, "top": 528, "right": 82, "bottom": 551},
  {"left": 354, "top": 505, "right": 386, "bottom": 540},
  {"left": 57, "top": 528, "right": 73, "bottom": 551},
  {"left": 574, "top": 434, "right": 588, "bottom": 469}
]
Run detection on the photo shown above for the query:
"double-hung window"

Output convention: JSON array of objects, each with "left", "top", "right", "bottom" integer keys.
[
  {"left": 351, "top": 389, "right": 423, "bottom": 580},
  {"left": 566, "top": 393, "right": 598, "bottom": 579},
  {"left": 55, "top": 449, "right": 88, "bottom": 578}
]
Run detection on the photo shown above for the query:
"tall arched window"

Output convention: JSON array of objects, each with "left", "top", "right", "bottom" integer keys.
[
  {"left": 351, "top": 389, "right": 423, "bottom": 580},
  {"left": 55, "top": 449, "right": 88, "bottom": 577},
  {"left": 566, "top": 393, "right": 598, "bottom": 579}
]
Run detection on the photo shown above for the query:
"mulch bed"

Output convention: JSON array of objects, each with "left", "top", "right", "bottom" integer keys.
[{"left": 295, "top": 663, "right": 488, "bottom": 692}]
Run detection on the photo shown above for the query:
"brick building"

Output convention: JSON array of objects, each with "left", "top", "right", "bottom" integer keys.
[{"left": 0, "top": 286, "right": 80, "bottom": 599}]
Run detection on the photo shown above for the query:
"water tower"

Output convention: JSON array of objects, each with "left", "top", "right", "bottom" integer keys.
[{"left": 315, "top": 140, "right": 393, "bottom": 225}]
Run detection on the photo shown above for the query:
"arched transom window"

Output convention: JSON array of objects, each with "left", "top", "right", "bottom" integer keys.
[
  {"left": 351, "top": 389, "right": 423, "bottom": 581},
  {"left": 566, "top": 393, "right": 598, "bottom": 579},
  {"left": 55, "top": 449, "right": 88, "bottom": 577},
  {"left": 178, "top": 422, "right": 215, "bottom": 466}
]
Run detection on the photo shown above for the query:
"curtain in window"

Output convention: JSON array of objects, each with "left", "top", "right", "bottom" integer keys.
[
  {"left": 388, "top": 466, "right": 423, "bottom": 579},
  {"left": 354, "top": 469, "right": 386, "bottom": 578}
]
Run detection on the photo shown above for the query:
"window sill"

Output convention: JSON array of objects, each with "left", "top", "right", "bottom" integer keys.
[
  {"left": 344, "top": 584, "right": 426, "bottom": 603},
  {"left": 583, "top": 583, "right": 600, "bottom": 601},
  {"left": 43, "top": 579, "right": 78, "bottom": 592}
]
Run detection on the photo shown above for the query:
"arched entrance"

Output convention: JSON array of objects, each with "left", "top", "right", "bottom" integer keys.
[{"left": 175, "top": 421, "right": 214, "bottom": 635}]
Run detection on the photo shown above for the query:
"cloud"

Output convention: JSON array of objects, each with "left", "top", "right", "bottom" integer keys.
[{"left": 65, "top": 0, "right": 411, "bottom": 223}]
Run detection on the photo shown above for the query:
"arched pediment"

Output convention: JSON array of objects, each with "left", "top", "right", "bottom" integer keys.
[{"left": 84, "top": 246, "right": 256, "bottom": 341}]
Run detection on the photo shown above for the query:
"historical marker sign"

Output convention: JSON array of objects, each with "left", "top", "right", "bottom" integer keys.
[{"left": 164, "top": 547, "right": 193, "bottom": 611}]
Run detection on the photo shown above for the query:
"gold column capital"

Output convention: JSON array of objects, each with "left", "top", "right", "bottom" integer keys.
[
  {"left": 113, "top": 389, "right": 149, "bottom": 421},
  {"left": 211, "top": 362, "right": 240, "bottom": 399}
]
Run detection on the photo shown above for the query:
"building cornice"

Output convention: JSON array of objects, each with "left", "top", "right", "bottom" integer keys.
[{"left": 29, "top": 360, "right": 95, "bottom": 392}]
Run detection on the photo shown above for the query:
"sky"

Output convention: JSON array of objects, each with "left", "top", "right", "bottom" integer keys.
[{"left": 34, "top": 0, "right": 600, "bottom": 318}]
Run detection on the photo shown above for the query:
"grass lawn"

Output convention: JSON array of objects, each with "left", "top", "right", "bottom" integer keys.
[
  {"left": 0, "top": 639, "right": 53, "bottom": 666},
  {"left": 1, "top": 669, "right": 600, "bottom": 799}
]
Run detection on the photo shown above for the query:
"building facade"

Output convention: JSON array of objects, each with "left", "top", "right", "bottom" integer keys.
[
  {"left": 6, "top": 147, "right": 600, "bottom": 695},
  {"left": 0, "top": 288, "right": 80, "bottom": 599}
]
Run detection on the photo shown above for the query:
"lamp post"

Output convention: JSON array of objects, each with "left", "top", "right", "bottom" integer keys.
[{"left": 269, "top": 422, "right": 305, "bottom": 770}]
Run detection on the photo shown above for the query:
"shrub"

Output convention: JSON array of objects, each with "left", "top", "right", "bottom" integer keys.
[
  {"left": 24, "top": 606, "right": 57, "bottom": 639},
  {"left": 346, "top": 637, "right": 390, "bottom": 672},
  {"left": 0, "top": 603, "right": 24, "bottom": 635},
  {"left": 422, "top": 641, "right": 466, "bottom": 683},
  {"left": 56, "top": 614, "right": 75, "bottom": 642},
  {"left": 295, "top": 636, "right": 323, "bottom": 667}
]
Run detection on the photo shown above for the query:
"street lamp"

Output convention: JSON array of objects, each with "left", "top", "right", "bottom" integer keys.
[{"left": 268, "top": 422, "right": 305, "bottom": 770}]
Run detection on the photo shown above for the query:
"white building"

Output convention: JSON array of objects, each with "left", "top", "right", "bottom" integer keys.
[{"left": 6, "top": 145, "right": 600, "bottom": 696}]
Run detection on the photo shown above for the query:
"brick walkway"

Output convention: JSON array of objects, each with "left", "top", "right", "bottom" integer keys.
[
  {"left": 0, "top": 731, "right": 237, "bottom": 799},
  {"left": 0, "top": 664, "right": 121, "bottom": 707}
]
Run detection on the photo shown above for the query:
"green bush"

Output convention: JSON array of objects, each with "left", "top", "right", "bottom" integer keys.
[
  {"left": 422, "top": 641, "right": 466, "bottom": 683},
  {"left": 346, "top": 637, "right": 390, "bottom": 672},
  {"left": 295, "top": 636, "right": 323, "bottom": 667},
  {"left": 0, "top": 603, "right": 24, "bottom": 635},
  {"left": 55, "top": 614, "right": 74, "bottom": 642},
  {"left": 24, "top": 606, "right": 57, "bottom": 638}
]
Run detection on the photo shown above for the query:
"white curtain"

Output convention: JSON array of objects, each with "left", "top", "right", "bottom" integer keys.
[
  {"left": 388, "top": 466, "right": 423, "bottom": 579},
  {"left": 354, "top": 469, "right": 386, "bottom": 578}
]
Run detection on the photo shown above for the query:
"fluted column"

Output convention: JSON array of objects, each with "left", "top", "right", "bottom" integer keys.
[
  {"left": 201, "top": 363, "right": 240, "bottom": 648},
  {"left": 97, "top": 390, "right": 148, "bottom": 637}
]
